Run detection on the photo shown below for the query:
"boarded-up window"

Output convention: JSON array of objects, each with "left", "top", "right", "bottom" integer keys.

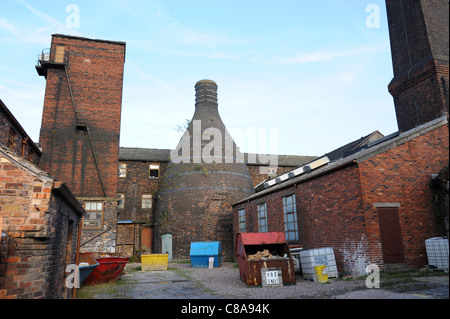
[{"left": 54, "top": 46, "right": 66, "bottom": 63}]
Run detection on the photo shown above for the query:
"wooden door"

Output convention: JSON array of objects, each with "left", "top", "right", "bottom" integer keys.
[{"left": 378, "top": 207, "right": 405, "bottom": 264}]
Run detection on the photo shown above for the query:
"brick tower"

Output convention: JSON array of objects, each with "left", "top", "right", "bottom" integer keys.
[
  {"left": 154, "top": 80, "right": 255, "bottom": 261},
  {"left": 386, "top": 0, "right": 449, "bottom": 132},
  {"left": 36, "top": 34, "right": 126, "bottom": 253}
]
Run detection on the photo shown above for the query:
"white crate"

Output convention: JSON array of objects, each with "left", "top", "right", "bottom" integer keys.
[
  {"left": 425, "top": 237, "right": 449, "bottom": 272},
  {"left": 299, "top": 247, "right": 338, "bottom": 280}
]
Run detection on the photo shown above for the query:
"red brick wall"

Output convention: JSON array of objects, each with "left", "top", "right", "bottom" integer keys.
[
  {"left": 117, "top": 161, "right": 167, "bottom": 222},
  {"left": 359, "top": 124, "right": 449, "bottom": 269},
  {"left": 0, "top": 153, "right": 82, "bottom": 299},
  {"left": 233, "top": 165, "right": 369, "bottom": 275},
  {"left": 38, "top": 35, "right": 125, "bottom": 198},
  {"left": 1, "top": 101, "right": 41, "bottom": 165},
  {"left": 233, "top": 123, "right": 449, "bottom": 275}
]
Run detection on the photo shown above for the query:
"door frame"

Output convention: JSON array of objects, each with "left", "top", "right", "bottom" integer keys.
[{"left": 375, "top": 203, "right": 405, "bottom": 264}]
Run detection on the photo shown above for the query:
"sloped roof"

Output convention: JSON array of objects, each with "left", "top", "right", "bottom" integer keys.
[
  {"left": 119, "top": 147, "right": 316, "bottom": 167},
  {"left": 0, "top": 144, "right": 84, "bottom": 216},
  {"left": 233, "top": 116, "right": 448, "bottom": 206}
]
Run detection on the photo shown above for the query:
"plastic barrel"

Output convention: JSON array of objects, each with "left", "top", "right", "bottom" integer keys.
[{"left": 314, "top": 265, "right": 328, "bottom": 283}]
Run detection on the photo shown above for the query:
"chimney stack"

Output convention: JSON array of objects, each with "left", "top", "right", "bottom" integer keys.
[{"left": 195, "top": 80, "right": 218, "bottom": 106}]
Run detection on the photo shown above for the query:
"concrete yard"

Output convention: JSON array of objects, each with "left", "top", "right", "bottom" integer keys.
[{"left": 78, "top": 262, "right": 449, "bottom": 300}]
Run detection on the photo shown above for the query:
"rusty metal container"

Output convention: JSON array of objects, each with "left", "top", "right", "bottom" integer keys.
[{"left": 236, "top": 232, "right": 296, "bottom": 286}]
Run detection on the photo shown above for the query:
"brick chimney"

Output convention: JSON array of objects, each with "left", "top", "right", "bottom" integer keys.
[
  {"left": 386, "top": 0, "right": 449, "bottom": 132},
  {"left": 154, "top": 80, "right": 255, "bottom": 261}
]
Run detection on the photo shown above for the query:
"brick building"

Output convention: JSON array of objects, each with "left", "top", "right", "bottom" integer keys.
[
  {"left": 0, "top": 102, "right": 85, "bottom": 299},
  {"left": 115, "top": 147, "right": 313, "bottom": 256},
  {"left": 232, "top": 0, "right": 449, "bottom": 275},
  {"left": 36, "top": 34, "right": 126, "bottom": 253},
  {"left": 20, "top": 0, "right": 447, "bottom": 271},
  {"left": 1, "top": 100, "right": 42, "bottom": 166},
  {"left": 233, "top": 117, "right": 448, "bottom": 274}
]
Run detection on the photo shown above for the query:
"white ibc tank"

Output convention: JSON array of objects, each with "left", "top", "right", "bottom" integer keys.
[
  {"left": 425, "top": 237, "right": 449, "bottom": 272},
  {"left": 300, "top": 247, "right": 338, "bottom": 280}
]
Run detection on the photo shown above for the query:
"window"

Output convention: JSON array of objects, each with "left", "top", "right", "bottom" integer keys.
[
  {"left": 283, "top": 194, "right": 298, "bottom": 241},
  {"left": 7, "top": 128, "right": 15, "bottom": 150},
  {"left": 257, "top": 203, "right": 268, "bottom": 232},
  {"left": 142, "top": 194, "right": 152, "bottom": 209},
  {"left": 118, "top": 163, "right": 127, "bottom": 178},
  {"left": 83, "top": 202, "right": 103, "bottom": 229},
  {"left": 238, "top": 208, "right": 246, "bottom": 233},
  {"left": 149, "top": 164, "right": 160, "bottom": 178},
  {"left": 117, "top": 194, "right": 125, "bottom": 210}
]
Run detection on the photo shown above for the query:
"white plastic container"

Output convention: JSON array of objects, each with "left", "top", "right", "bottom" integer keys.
[
  {"left": 299, "top": 247, "right": 338, "bottom": 281},
  {"left": 425, "top": 237, "right": 449, "bottom": 272}
]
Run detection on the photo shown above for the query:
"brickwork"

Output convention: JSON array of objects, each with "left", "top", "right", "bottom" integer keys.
[
  {"left": 38, "top": 35, "right": 126, "bottom": 198},
  {"left": 233, "top": 121, "right": 449, "bottom": 275},
  {"left": 79, "top": 199, "right": 118, "bottom": 254},
  {"left": 37, "top": 34, "right": 125, "bottom": 255},
  {"left": 386, "top": 0, "right": 449, "bottom": 132},
  {"left": 154, "top": 81, "right": 255, "bottom": 261},
  {"left": 358, "top": 123, "right": 449, "bottom": 269},
  {"left": 117, "top": 161, "right": 167, "bottom": 222},
  {"left": 0, "top": 148, "right": 84, "bottom": 299},
  {"left": 0, "top": 100, "right": 42, "bottom": 165}
]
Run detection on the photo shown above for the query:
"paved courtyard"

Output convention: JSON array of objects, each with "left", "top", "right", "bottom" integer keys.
[{"left": 81, "top": 262, "right": 449, "bottom": 300}]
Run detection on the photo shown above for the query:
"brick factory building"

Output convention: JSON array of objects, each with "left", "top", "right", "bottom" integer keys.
[
  {"left": 0, "top": 0, "right": 448, "bottom": 296},
  {"left": 1, "top": 101, "right": 85, "bottom": 299},
  {"left": 233, "top": 0, "right": 449, "bottom": 275}
]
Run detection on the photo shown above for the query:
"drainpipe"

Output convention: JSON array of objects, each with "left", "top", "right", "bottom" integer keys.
[
  {"left": 21, "top": 137, "right": 28, "bottom": 158},
  {"left": 73, "top": 219, "right": 82, "bottom": 299}
]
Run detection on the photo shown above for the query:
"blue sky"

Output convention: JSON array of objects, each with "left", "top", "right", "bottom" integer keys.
[{"left": 0, "top": 0, "right": 398, "bottom": 157}]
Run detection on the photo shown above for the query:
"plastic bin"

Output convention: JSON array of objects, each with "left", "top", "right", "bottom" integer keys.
[
  {"left": 190, "top": 241, "right": 222, "bottom": 268},
  {"left": 141, "top": 254, "right": 169, "bottom": 271}
]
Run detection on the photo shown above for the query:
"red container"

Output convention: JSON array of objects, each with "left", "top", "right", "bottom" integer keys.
[
  {"left": 236, "top": 232, "right": 296, "bottom": 286},
  {"left": 83, "top": 255, "right": 129, "bottom": 286}
]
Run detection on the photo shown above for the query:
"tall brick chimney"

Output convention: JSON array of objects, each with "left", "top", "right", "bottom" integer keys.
[
  {"left": 154, "top": 80, "right": 255, "bottom": 261},
  {"left": 386, "top": 0, "right": 449, "bottom": 132}
]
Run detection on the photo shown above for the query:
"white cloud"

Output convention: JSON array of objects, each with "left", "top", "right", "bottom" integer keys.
[
  {"left": 274, "top": 44, "right": 388, "bottom": 64},
  {"left": 0, "top": 0, "right": 82, "bottom": 45}
]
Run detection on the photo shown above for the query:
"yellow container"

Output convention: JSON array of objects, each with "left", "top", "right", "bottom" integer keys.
[
  {"left": 314, "top": 265, "right": 328, "bottom": 283},
  {"left": 141, "top": 254, "right": 169, "bottom": 271}
]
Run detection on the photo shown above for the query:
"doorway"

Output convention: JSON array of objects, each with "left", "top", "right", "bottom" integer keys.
[
  {"left": 162, "top": 233, "right": 172, "bottom": 261},
  {"left": 377, "top": 207, "right": 405, "bottom": 264}
]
